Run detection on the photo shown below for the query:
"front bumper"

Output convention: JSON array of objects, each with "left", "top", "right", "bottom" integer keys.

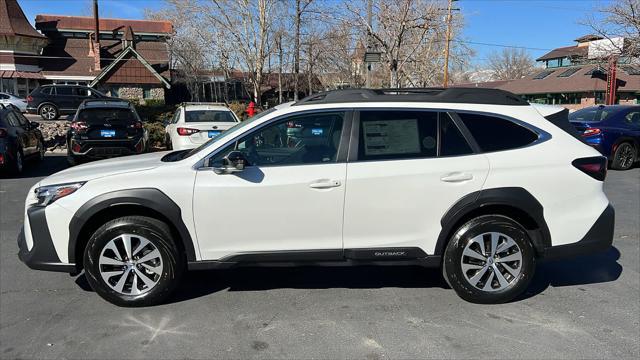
[
  {"left": 544, "top": 204, "right": 615, "bottom": 260},
  {"left": 17, "top": 206, "right": 76, "bottom": 273}
]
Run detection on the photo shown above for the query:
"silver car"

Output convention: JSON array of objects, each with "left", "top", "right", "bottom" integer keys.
[{"left": 0, "top": 92, "right": 28, "bottom": 113}]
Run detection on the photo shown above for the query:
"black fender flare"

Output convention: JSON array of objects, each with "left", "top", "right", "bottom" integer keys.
[
  {"left": 435, "top": 187, "right": 551, "bottom": 256},
  {"left": 67, "top": 188, "right": 197, "bottom": 264}
]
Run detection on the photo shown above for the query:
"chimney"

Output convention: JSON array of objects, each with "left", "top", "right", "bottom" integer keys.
[{"left": 93, "top": 0, "right": 101, "bottom": 71}]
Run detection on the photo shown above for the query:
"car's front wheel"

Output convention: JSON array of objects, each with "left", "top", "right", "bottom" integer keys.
[
  {"left": 443, "top": 215, "right": 535, "bottom": 304},
  {"left": 83, "top": 216, "right": 184, "bottom": 307}
]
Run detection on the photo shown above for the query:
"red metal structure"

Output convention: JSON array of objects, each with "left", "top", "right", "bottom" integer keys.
[{"left": 606, "top": 56, "right": 618, "bottom": 105}]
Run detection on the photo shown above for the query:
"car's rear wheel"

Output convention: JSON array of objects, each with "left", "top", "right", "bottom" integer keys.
[
  {"left": 443, "top": 215, "right": 535, "bottom": 304},
  {"left": 611, "top": 142, "right": 636, "bottom": 170},
  {"left": 38, "top": 104, "right": 58, "bottom": 120},
  {"left": 11, "top": 149, "right": 23, "bottom": 175},
  {"left": 83, "top": 216, "right": 183, "bottom": 307}
]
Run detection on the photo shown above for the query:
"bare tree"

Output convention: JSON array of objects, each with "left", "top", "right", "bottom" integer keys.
[
  {"left": 487, "top": 48, "right": 535, "bottom": 80},
  {"left": 346, "top": 0, "right": 467, "bottom": 88},
  {"left": 583, "top": 0, "right": 640, "bottom": 58}
]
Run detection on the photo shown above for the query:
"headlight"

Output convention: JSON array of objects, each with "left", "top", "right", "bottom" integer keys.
[{"left": 34, "top": 182, "right": 85, "bottom": 207}]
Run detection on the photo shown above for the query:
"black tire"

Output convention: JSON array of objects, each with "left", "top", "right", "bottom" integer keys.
[
  {"left": 442, "top": 215, "right": 535, "bottom": 304},
  {"left": 611, "top": 142, "right": 636, "bottom": 170},
  {"left": 83, "top": 216, "right": 184, "bottom": 307},
  {"left": 11, "top": 148, "right": 24, "bottom": 175},
  {"left": 38, "top": 104, "right": 59, "bottom": 120},
  {"left": 36, "top": 139, "right": 45, "bottom": 161},
  {"left": 66, "top": 147, "right": 78, "bottom": 166}
]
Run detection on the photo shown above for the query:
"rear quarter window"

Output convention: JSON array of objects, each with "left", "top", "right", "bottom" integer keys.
[{"left": 458, "top": 113, "right": 539, "bottom": 152}]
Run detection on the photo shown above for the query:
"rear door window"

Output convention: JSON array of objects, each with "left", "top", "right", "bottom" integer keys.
[
  {"left": 458, "top": 113, "right": 538, "bottom": 152},
  {"left": 358, "top": 110, "right": 438, "bottom": 161},
  {"left": 624, "top": 111, "right": 640, "bottom": 128},
  {"left": 56, "top": 87, "right": 73, "bottom": 96},
  {"left": 440, "top": 113, "right": 473, "bottom": 156}
]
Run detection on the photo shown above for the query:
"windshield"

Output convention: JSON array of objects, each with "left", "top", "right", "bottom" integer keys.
[
  {"left": 179, "top": 107, "right": 278, "bottom": 160},
  {"left": 569, "top": 107, "right": 612, "bottom": 122},
  {"left": 185, "top": 110, "right": 237, "bottom": 123}
]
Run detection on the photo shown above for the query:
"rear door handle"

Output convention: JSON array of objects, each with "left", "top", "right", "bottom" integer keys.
[
  {"left": 309, "top": 179, "right": 342, "bottom": 189},
  {"left": 440, "top": 172, "right": 474, "bottom": 183}
]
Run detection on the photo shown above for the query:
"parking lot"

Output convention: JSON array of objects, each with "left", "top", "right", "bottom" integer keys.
[{"left": 0, "top": 154, "right": 638, "bottom": 359}]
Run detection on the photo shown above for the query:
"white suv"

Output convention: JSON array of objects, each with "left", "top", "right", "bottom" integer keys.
[
  {"left": 18, "top": 88, "right": 614, "bottom": 306},
  {"left": 165, "top": 102, "right": 240, "bottom": 150}
]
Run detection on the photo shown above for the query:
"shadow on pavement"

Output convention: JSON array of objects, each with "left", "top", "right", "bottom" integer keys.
[
  {"left": 74, "top": 246, "right": 623, "bottom": 305},
  {"left": 519, "top": 246, "right": 622, "bottom": 300},
  {"left": 0, "top": 153, "right": 68, "bottom": 180}
]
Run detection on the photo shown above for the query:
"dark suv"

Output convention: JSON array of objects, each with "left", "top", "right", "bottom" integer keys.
[
  {"left": 27, "top": 85, "right": 108, "bottom": 120},
  {"left": 66, "top": 99, "right": 147, "bottom": 165}
]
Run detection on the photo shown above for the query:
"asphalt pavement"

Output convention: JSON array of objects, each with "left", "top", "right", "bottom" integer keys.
[{"left": 0, "top": 153, "right": 638, "bottom": 359}]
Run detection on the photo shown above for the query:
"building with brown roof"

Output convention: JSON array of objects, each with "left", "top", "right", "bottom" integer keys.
[
  {"left": 456, "top": 35, "right": 639, "bottom": 110},
  {"left": 35, "top": 14, "right": 172, "bottom": 103},
  {"left": 0, "top": 0, "right": 48, "bottom": 97}
]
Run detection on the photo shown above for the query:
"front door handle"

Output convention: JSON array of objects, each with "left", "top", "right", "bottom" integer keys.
[
  {"left": 440, "top": 172, "right": 474, "bottom": 183},
  {"left": 309, "top": 179, "right": 342, "bottom": 189}
]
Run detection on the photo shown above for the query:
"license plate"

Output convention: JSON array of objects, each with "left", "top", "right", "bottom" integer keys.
[
  {"left": 208, "top": 130, "right": 221, "bottom": 138},
  {"left": 100, "top": 130, "right": 116, "bottom": 138}
]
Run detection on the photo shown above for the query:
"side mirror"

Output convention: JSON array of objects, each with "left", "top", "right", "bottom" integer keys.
[{"left": 213, "top": 151, "right": 248, "bottom": 175}]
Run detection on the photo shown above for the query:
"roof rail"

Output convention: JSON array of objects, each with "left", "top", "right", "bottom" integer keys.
[
  {"left": 293, "top": 87, "right": 528, "bottom": 106},
  {"left": 180, "top": 102, "right": 229, "bottom": 107}
]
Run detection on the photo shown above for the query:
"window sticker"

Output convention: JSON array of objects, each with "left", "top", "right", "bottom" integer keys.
[
  {"left": 311, "top": 128, "right": 323, "bottom": 136},
  {"left": 362, "top": 119, "right": 421, "bottom": 156}
]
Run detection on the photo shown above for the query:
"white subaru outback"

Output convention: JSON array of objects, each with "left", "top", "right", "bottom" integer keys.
[{"left": 18, "top": 88, "right": 615, "bottom": 307}]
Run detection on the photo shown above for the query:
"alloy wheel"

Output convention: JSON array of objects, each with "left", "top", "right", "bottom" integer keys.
[
  {"left": 618, "top": 143, "right": 635, "bottom": 169},
  {"left": 98, "top": 234, "right": 164, "bottom": 295},
  {"left": 460, "top": 232, "right": 523, "bottom": 292},
  {"left": 40, "top": 105, "right": 56, "bottom": 120}
]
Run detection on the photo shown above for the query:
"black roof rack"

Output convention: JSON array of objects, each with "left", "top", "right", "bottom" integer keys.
[{"left": 293, "top": 87, "right": 528, "bottom": 106}]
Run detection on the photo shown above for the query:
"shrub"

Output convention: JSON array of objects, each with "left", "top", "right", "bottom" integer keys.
[
  {"left": 228, "top": 101, "right": 247, "bottom": 120},
  {"left": 136, "top": 103, "right": 176, "bottom": 123},
  {"left": 144, "top": 122, "right": 166, "bottom": 148}
]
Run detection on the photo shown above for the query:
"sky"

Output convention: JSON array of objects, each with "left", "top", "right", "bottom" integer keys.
[{"left": 18, "top": 0, "right": 612, "bottom": 65}]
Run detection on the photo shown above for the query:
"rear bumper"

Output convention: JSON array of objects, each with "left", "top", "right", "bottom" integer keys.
[
  {"left": 17, "top": 206, "right": 76, "bottom": 273},
  {"left": 544, "top": 204, "right": 615, "bottom": 260},
  {"left": 70, "top": 137, "right": 144, "bottom": 158}
]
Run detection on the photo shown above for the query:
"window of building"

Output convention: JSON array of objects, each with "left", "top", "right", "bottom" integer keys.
[
  {"left": 458, "top": 113, "right": 539, "bottom": 152},
  {"left": 440, "top": 114, "right": 473, "bottom": 156},
  {"left": 143, "top": 87, "right": 152, "bottom": 99},
  {"left": 358, "top": 110, "right": 438, "bottom": 161},
  {"left": 212, "top": 111, "right": 345, "bottom": 167},
  {"left": 110, "top": 86, "right": 120, "bottom": 98}
]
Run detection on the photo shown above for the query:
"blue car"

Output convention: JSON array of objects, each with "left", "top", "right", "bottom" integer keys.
[{"left": 569, "top": 105, "right": 640, "bottom": 170}]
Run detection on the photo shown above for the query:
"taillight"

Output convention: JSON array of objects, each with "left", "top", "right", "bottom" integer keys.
[
  {"left": 72, "top": 143, "right": 82, "bottom": 153},
  {"left": 129, "top": 122, "right": 143, "bottom": 129},
  {"left": 582, "top": 128, "right": 602, "bottom": 137},
  {"left": 0, "top": 128, "right": 7, "bottom": 138},
  {"left": 572, "top": 156, "right": 607, "bottom": 181},
  {"left": 177, "top": 127, "right": 199, "bottom": 136},
  {"left": 26, "top": 95, "right": 33, "bottom": 102},
  {"left": 71, "top": 121, "right": 88, "bottom": 131}
]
